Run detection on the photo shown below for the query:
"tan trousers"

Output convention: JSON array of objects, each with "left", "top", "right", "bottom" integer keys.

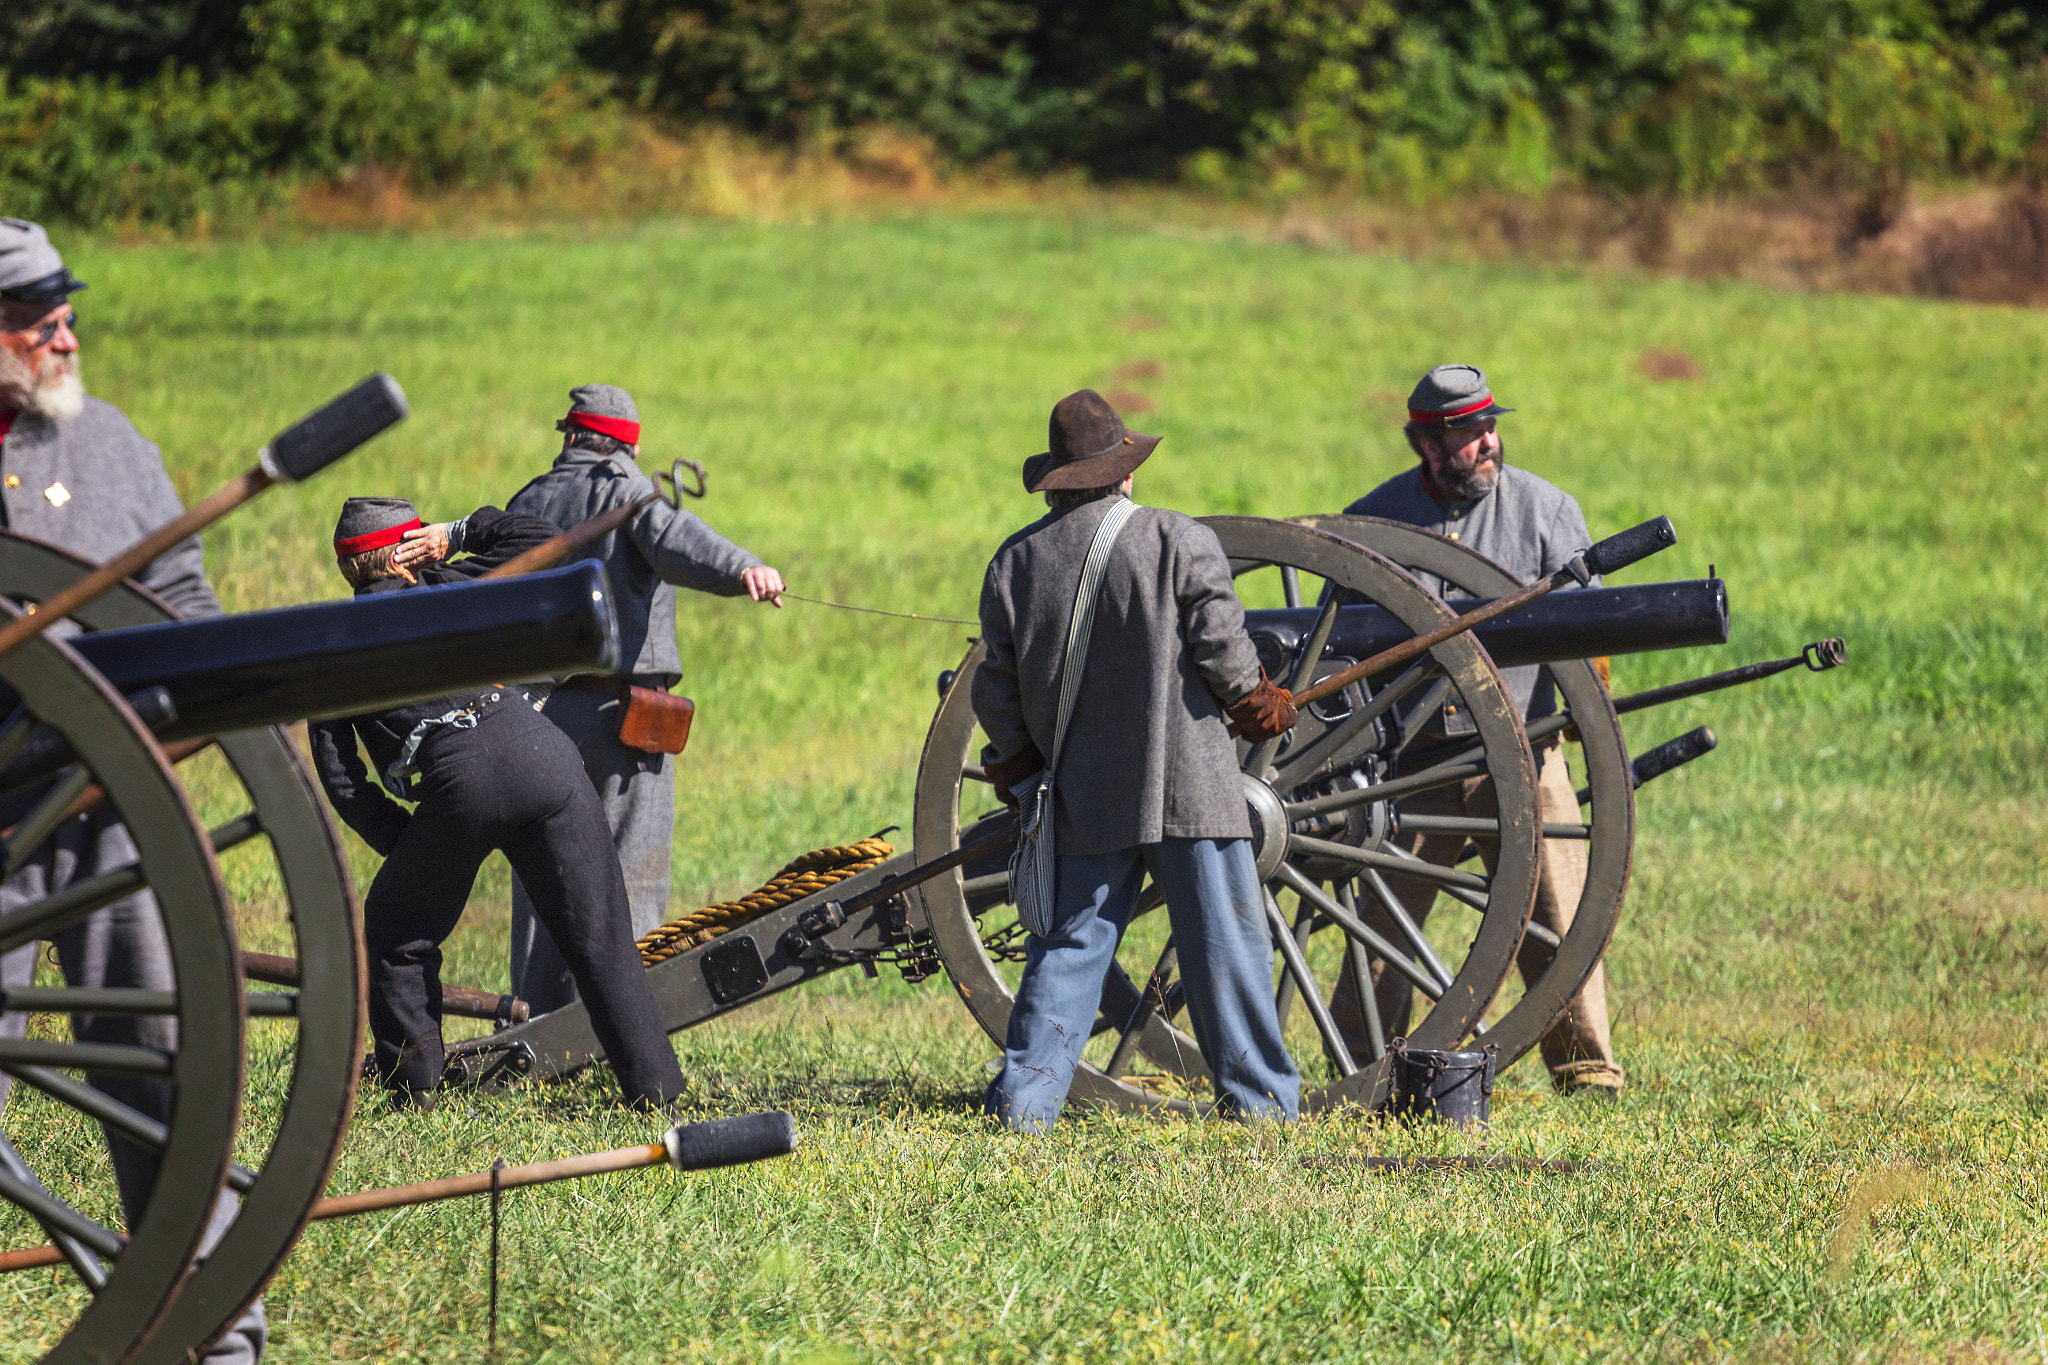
[{"left": 1329, "top": 740, "right": 1624, "bottom": 1092}]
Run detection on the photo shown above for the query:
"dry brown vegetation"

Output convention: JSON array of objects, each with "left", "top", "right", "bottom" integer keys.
[{"left": 259, "top": 127, "right": 2048, "bottom": 312}]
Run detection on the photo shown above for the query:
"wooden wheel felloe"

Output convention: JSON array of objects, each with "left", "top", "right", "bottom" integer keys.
[
  {"left": 911, "top": 516, "right": 1543, "bottom": 1116},
  {"left": 0, "top": 531, "right": 367, "bottom": 1365},
  {"left": 1297, "top": 515, "right": 1635, "bottom": 1071},
  {"left": 0, "top": 614, "right": 244, "bottom": 1365}
]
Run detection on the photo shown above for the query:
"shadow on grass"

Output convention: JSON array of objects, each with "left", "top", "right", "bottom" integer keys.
[{"left": 682, "top": 1071, "right": 986, "bottom": 1119}]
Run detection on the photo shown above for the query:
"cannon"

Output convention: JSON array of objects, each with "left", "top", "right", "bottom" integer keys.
[
  {"left": 0, "top": 382, "right": 801, "bottom": 1365},
  {"left": 456, "top": 512, "right": 1835, "bottom": 1115},
  {"left": 0, "top": 415, "right": 1840, "bottom": 1364}
]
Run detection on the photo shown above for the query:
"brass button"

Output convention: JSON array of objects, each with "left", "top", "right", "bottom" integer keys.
[
  {"left": 1448, "top": 531, "right": 1460, "bottom": 541},
  {"left": 3, "top": 476, "right": 17, "bottom": 488}
]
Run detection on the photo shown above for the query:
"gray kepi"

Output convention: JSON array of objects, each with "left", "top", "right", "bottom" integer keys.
[
  {"left": 1022, "top": 389, "right": 1160, "bottom": 494},
  {"left": 556, "top": 383, "right": 642, "bottom": 447},
  {"left": 332, "top": 496, "right": 422, "bottom": 560},
  {"left": 1405, "top": 363, "right": 1514, "bottom": 430},
  {"left": 0, "top": 219, "right": 87, "bottom": 304}
]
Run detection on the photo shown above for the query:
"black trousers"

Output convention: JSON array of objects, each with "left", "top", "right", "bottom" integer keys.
[{"left": 362, "top": 699, "right": 685, "bottom": 1107}]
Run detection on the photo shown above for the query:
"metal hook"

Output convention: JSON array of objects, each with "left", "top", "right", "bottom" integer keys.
[
  {"left": 658, "top": 458, "right": 708, "bottom": 507},
  {"left": 1802, "top": 637, "right": 1846, "bottom": 671}
]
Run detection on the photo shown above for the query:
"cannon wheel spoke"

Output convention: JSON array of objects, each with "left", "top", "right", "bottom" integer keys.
[
  {"left": 1263, "top": 891, "right": 1355, "bottom": 1078},
  {"left": 1337, "top": 886, "right": 1388, "bottom": 1065}
]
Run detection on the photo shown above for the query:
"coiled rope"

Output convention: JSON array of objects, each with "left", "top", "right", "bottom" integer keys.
[{"left": 635, "top": 836, "right": 896, "bottom": 966}]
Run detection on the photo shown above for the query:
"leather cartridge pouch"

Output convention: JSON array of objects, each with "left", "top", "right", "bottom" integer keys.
[
  {"left": 618, "top": 684, "right": 695, "bottom": 755},
  {"left": 559, "top": 675, "right": 696, "bottom": 755}
]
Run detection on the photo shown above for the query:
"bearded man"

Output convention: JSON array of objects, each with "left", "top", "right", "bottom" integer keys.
[
  {"left": 1330, "top": 362, "right": 1626, "bottom": 1098},
  {"left": 0, "top": 219, "right": 265, "bottom": 1360}
]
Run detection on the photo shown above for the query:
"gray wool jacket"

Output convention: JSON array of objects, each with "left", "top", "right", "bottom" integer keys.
[
  {"left": 974, "top": 497, "right": 1261, "bottom": 857},
  {"left": 1345, "top": 462, "right": 1597, "bottom": 724},
  {"left": 0, "top": 398, "right": 222, "bottom": 619},
  {"left": 507, "top": 447, "right": 763, "bottom": 685}
]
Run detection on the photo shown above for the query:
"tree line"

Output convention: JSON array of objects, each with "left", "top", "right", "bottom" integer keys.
[{"left": 4, "top": 0, "right": 2045, "bottom": 225}]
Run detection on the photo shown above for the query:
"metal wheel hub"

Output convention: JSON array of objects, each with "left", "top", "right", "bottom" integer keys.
[{"left": 1241, "top": 772, "right": 1290, "bottom": 882}]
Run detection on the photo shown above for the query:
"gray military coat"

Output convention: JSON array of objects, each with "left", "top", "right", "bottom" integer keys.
[
  {"left": 507, "top": 448, "right": 762, "bottom": 684},
  {"left": 0, "top": 398, "right": 220, "bottom": 618},
  {"left": 1345, "top": 462, "right": 1597, "bottom": 724},
  {"left": 974, "top": 497, "right": 1261, "bottom": 857}
]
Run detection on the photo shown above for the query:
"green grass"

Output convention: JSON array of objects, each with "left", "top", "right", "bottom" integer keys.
[{"left": 4, "top": 212, "right": 2047, "bottom": 1362}]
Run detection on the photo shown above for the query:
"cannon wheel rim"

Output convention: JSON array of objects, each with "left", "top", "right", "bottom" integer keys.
[
  {"left": 911, "top": 515, "right": 1540, "bottom": 1115},
  {"left": 0, "top": 531, "right": 364, "bottom": 1365},
  {"left": 1297, "top": 515, "right": 1636, "bottom": 1071},
  {"left": 0, "top": 620, "right": 243, "bottom": 1365}
]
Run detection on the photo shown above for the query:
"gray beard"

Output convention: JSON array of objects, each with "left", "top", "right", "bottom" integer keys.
[
  {"left": 1430, "top": 435, "right": 1505, "bottom": 501},
  {"left": 0, "top": 348, "right": 85, "bottom": 420},
  {"left": 1439, "top": 459, "right": 1500, "bottom": 501}
]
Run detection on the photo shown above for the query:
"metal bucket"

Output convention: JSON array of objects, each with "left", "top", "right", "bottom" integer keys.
[{"left": 1384, "top": 1038, "right": 1497, "bottom": 1128}]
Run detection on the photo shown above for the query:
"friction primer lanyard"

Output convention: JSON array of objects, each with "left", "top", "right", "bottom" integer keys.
[{"left": 380, "top": 691, "right": 502, "bottom": 800}]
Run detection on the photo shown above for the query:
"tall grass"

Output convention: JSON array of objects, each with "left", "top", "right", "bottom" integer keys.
[{"left": 2, "top": 214, "right": 2043, "bottom": 1361}]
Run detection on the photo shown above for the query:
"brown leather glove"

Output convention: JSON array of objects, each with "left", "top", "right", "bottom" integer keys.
[
  {"left": 983, "top": 741, "right": 1047, "bottom": 811},
  {"left": 1226, "top": 669, "right": 1298, "bottom": 742}
]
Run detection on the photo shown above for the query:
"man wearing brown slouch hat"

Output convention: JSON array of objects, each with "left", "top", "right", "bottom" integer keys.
[{"left": 975, "top": 390, "right": 1302, "bottom": 1131}]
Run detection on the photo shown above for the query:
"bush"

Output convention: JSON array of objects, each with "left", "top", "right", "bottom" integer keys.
[
  {"left": 0, "top": 58, "right": 628, "bottom": 228},
  {"left": 0, "top": 1, "right": 627, "bottom": 226},
  {"left": 4, "top": 0, "right": 2047, "bottom": 225}
]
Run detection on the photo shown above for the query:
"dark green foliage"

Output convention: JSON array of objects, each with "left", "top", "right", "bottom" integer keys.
[
  {"left": 0, "top": 1, "right": 254, "bottom": 82},
  {"left": 586, "top": 0, "right": 1036, "bottom": 150},
  {"left": 0, "top": 1, "right": 625, "bottom": 226},
  {"left": 585, "top": 0, "right": 2048, "bottom": 191},
  {"left": 4, "top": 0, "right": 2048, "bottom": 225}
]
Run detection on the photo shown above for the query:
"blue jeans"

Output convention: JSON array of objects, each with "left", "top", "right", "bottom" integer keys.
[{"left": 984, "top": 837, "right": 1300, "bottom": 1132}]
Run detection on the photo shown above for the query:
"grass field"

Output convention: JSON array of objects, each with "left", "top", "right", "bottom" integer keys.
[{"left": 4, "top": 212, "right": 2047, "bottom": 1362}]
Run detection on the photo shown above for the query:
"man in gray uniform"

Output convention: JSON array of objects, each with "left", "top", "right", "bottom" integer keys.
[
  {"left": 1331, "top": 363, "right": 1625, "bottom": 1096},
  {"left": 0, "top": 219, "right": 265, "bottom": 1360},
  {"left": 976, "top": 390, "right": 1301, "bottom": 1131},
  {"left": 504, "top": 384, "right": 785, "bottom": 1012}
]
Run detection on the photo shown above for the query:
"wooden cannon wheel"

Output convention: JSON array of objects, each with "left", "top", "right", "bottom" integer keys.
[
  {"left": 911, "top": 516, "right": 1542, "bottom": 1114},
  {"left": 0, "top": 603, "right": 244, "bottom": 1365},
  {"left": 1296, "top": 515, "right": 1636, "bottom": 1072},
  {"left": 0, "top": 530, "right": 364, "bottom": 1365}
]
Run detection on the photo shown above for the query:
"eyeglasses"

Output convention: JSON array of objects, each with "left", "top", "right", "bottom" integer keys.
[{"left": 5, "top": 310, "right": 76, "bottom": 349}]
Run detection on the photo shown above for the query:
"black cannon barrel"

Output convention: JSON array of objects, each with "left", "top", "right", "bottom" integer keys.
[
  {"left": 1244, "top": 578, "right": 1728, "bottom": 676},
  {"left": 22, "top": 563, "right": 620, "bottom": 741}
]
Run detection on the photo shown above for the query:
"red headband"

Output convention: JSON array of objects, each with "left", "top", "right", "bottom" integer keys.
[
  {"left": 566, "top": 411, "right": 641, "bottom": 444},
  {"left": 1409, "top": 394, "right": 1497, "bottom": 425},
  {"left": 334, "top": 517, "right": 421, "bottom": 558}
]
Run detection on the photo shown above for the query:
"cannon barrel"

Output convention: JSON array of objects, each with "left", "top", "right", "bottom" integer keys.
[
  {"left": 1245, "top": 578, "right": 1727, "bottom": 678},
  {"left": 2, "top": 563, "right": 620, "bottom": 742}
]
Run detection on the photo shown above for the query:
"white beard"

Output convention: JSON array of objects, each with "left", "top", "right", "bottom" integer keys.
[
  {"left": 29, "top": 367, "right": 84, "bottom": 420},
  {"left": 0, "top": 349, "right": 85, "bottom": 420}
]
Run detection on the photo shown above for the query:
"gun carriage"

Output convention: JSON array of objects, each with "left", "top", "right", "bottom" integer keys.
[{"left": 0, "top": 378, "right": 1839, "bottom": 1365}]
